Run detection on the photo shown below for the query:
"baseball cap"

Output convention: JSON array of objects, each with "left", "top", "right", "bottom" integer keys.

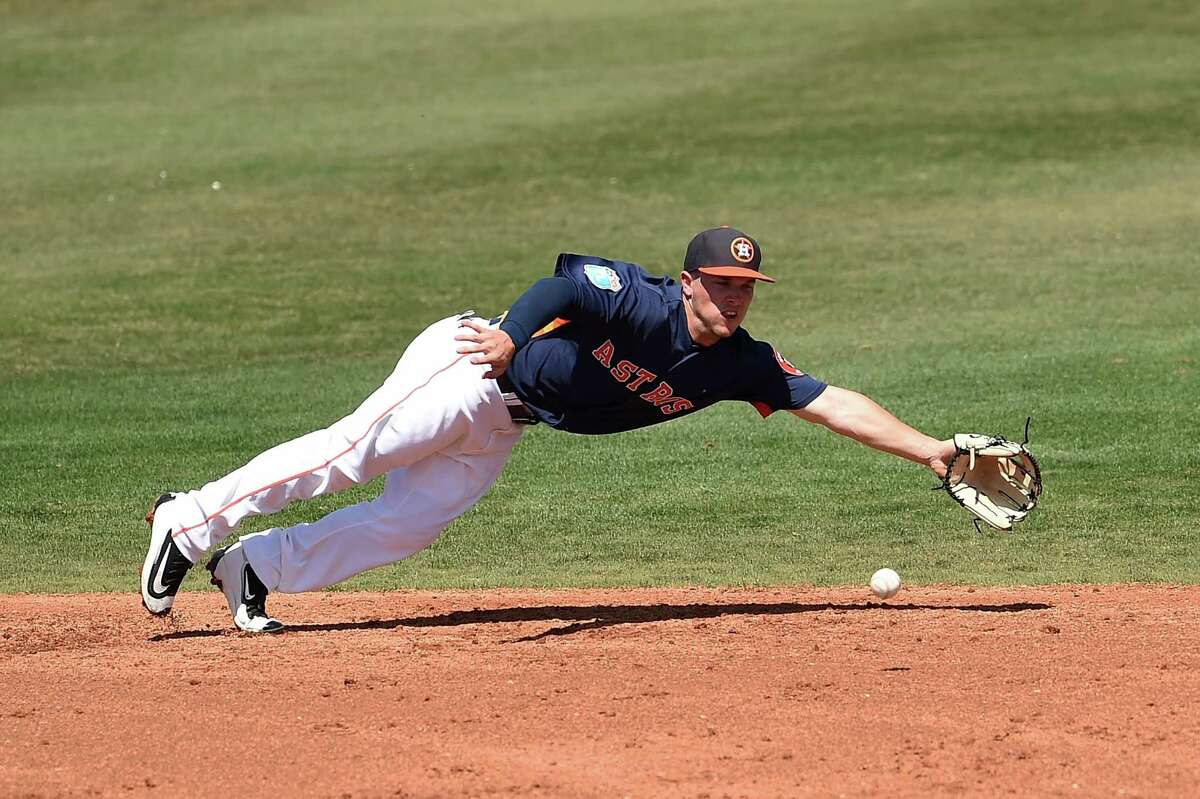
[{"left": 683, "top": 226, "right": 775, "bottom": 283}]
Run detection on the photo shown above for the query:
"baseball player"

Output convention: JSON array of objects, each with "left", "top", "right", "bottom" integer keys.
[{"left": 140, "top": 227, "right": 958, "bottom": 632}]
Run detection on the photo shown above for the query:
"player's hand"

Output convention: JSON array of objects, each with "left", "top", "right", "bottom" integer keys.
[
  {"left": 455, "top": 319, "right": 516, "bottom": 380},
  {"left": 926, "top": 439, "right": 956, "bottom": 480}
]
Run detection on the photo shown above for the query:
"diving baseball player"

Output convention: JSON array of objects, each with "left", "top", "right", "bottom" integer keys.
[{"left": 141, "top": 227, "right": 958, "bottom": 632}]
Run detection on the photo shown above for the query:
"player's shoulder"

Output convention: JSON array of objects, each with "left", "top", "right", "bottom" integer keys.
[
  {"left": 729, "top": 329, "right": 810, "bottom": 376},
  {"left": 554, "top": 253, "right": 676, "bottom": 296},
  {"left": 727, "top": 326, "right": 769, "bottom": 354}
]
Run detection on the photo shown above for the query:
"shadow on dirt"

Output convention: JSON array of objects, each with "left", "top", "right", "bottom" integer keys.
[{"left": 150, "top": 600, "right": 1051, "bottom": 642}]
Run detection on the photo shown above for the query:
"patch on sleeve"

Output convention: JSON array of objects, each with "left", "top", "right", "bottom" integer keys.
[
  {"left": 583, "top": 264, "right": 623, "bottom": 293},
  {"left": 774, "top": 349, "right": 806, "bottom": 376}
]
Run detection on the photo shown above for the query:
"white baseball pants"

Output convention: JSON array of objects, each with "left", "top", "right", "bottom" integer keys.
[{"left": 162, "top": 315, "right": 525, "bottom": 592}]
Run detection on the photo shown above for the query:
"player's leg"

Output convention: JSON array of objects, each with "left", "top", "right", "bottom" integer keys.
[
  {"left": 141, "top": 313, "right": 506, "bottom": 615},
  {"left": 211, "top": 426, "right": 521, "bottom": 630}
]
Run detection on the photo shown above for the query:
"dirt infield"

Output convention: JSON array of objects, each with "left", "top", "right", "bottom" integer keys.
[{"left": 1, "top": 586, "right": 1197, "bottom": 798}]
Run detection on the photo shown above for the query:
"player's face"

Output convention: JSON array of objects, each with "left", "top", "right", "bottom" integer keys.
[{"left": 681, "top": 271, "right": 756, "bottom": 344}]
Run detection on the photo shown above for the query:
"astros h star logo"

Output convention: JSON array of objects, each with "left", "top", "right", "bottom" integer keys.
[{"left": 730, "top": 237, "right": 755, "bottom": 263}]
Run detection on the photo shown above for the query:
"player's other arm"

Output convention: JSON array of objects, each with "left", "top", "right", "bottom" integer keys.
[
  {"left": 455, "top": 277, "right": 577, "bottom": 379},
  {"left": 791, "top": 385, "right": 956, "bottom": 478}
]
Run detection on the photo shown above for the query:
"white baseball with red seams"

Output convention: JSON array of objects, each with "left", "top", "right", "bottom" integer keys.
[
  {"left": 153, "top": 315, "right": 523, "bottom": 593},
  {"left": 869, "top": 568, "right": 902, "bottom": 599}
]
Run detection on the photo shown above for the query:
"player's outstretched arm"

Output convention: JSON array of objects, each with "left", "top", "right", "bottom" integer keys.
[{"left": 791, "top": 385, "right": 956, "bottom": 478}]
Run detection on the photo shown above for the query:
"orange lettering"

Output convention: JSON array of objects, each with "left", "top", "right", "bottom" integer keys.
[
  {"left": 611, "top": 359, "right": 636, "bottom": 382},
  {"left": 627, "top": 368, "right": 657, "bottom": 391},
  {"left": 592, "top": 340, "right": 615, "bottom": 368},
  {"left": 639, "top": 382, "right": 675, "bottom": 405},
  {"left": 591, "top": 341, "right": 692, "bottom": 412},
  {"left": 661, "top": 398, "right": 694, "bottom": 415}
]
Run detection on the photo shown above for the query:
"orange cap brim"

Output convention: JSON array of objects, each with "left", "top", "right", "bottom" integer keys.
[{"left": 696, "top": 265, "right": 776, "bottom": 283}]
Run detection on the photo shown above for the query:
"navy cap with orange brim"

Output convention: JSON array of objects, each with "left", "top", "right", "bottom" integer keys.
[{"left": 683, "top": 226, "right": 776, "bottom": 283}]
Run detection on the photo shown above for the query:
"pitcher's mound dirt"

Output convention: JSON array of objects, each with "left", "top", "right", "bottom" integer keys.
[{"left": 1, "top": 585, "right": 1197, "bottom": 798}]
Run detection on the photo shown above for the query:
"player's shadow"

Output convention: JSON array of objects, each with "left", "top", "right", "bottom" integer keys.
[{"left": 149, "top": 599, "right": 1051, "bottom": 642}]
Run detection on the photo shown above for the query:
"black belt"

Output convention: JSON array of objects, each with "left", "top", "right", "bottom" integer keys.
[
  {"left": 482, "top": 312, "right": 538, "bottom": 426},
  {"left": 496, "top": 373, "right": 538, "bottom": 425}
]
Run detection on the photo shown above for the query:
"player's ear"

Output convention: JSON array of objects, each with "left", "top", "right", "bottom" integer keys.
[{"left": 679, "top": 270, "right": 694, "bottom": 299}]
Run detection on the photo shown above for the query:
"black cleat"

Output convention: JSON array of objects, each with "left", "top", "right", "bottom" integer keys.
[
  {"left": 140, "top": 493, "right": 194, "bottom": 615},
  {"left": 208, "top": 543, "right": 284, "bottom": 633}
]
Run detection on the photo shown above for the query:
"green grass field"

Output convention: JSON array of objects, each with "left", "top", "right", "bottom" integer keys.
[{"left": 1, "top": 0, "right": 1197, "bottom": 593}]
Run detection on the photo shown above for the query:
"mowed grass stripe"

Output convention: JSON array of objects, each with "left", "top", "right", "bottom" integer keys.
[{"left": 0, "top": 0, "right": 1196, "bottom": 591}]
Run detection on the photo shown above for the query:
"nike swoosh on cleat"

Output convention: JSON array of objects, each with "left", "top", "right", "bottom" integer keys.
[
  {"left": 148, "top": 536, "right": 175, "bottom": 598},
  {"left": 242, "top": 566, "right": 257, "bottom": 602}
]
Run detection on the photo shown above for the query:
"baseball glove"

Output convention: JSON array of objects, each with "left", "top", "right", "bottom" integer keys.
[{"left": 940, "top": 432, "right": 1043, "bottom": 531}]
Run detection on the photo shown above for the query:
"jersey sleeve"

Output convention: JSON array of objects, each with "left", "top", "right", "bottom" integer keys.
[
  {"left": 736, "top": 340, "right": 827, "bottom": 417},
  {"left": 553, "top": 253, "right": 654, "bottom": 323},
  {"left": 498, "top": 277, "right": 578, "bottom": 350}
]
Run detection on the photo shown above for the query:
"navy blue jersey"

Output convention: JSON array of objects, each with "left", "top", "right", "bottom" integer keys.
[{"left": 503, "top": 254, "right": 827, "bottom": 434}]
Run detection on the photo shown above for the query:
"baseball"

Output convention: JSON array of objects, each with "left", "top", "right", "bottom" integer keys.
[{"left": 869, "top": 567, "right": 902, "bottom": 599}]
